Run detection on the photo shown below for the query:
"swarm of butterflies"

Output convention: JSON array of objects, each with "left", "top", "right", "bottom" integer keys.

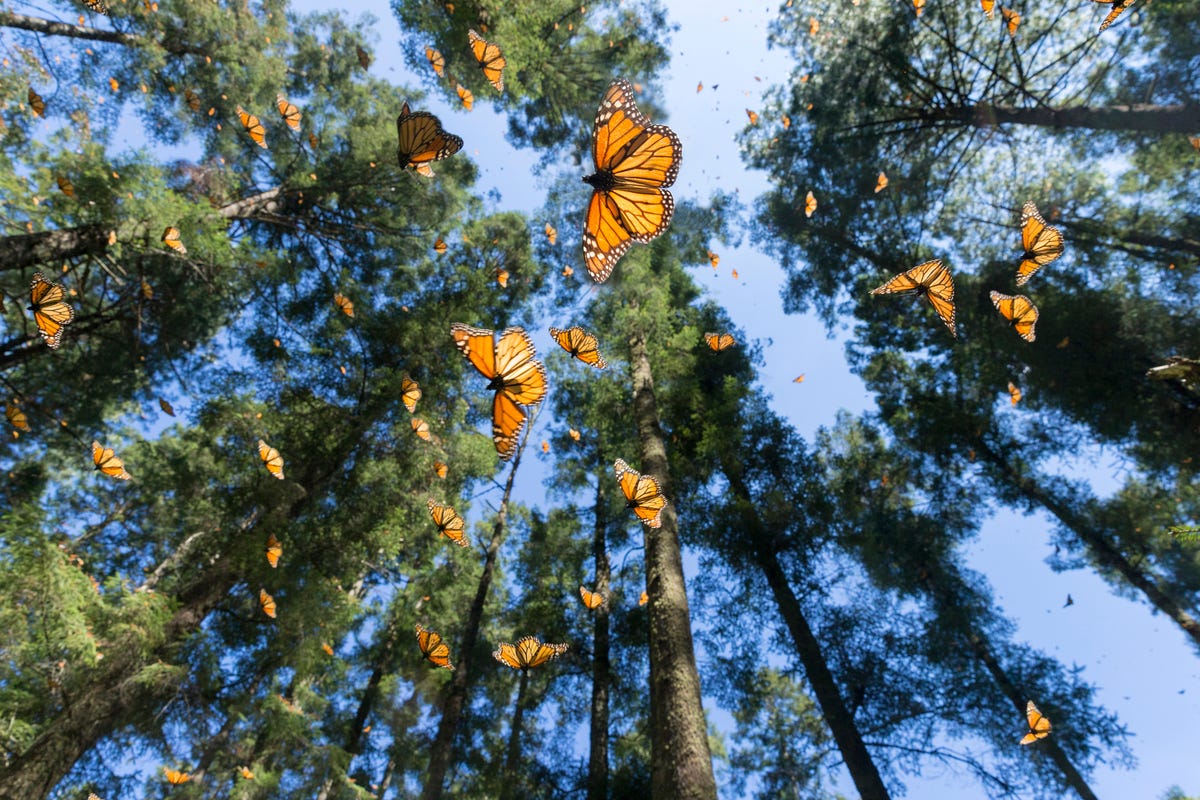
[{"left": 16, "top": 10, "right": 1105, "bottom": 780}]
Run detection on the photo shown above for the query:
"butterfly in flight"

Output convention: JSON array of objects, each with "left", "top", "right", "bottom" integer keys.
[
  {"left": 450, "top": 324, "right": 547, "bottom": 460},
  {"left": 875, "top": 172, "right": 888, "bottom": 193},
  {"left": 1016, "top": 201, "right": 1063, "bottom": 286},
  {"left": 355, "top": 45, "right": 370, "bottom": 69},
  {"left": 427, "top": 498, "right": 468, "bottom": 547},
  {"left": 870, "top": 259, "right": 957, "bottom": 337},
  {"left": 804, "top": 190, "right": 817, "bottom": 218},
  {"left": 468, "top": 29, "right": 506, "bottom": 92},
  {"left": 456, "top": 83, "right": 474, "bottom": 110},
  {"left": 28, "top": 87, "right": 45, "bottom": 117},
  {"left": 549, "top": 325, "right": 608, "bottom": 369},
  {"left": 980, "top": 0, "right": 995, "bottom": 17},
  {"left": 265, "top": 533, "right": 282, "bottom": 568},
  {"left": 1007, "top": 381, "right": 1022, "bottom": 406},
  {"left": 92, "top": 441, "right": 132, "bottom": 480},
  {"left": 411, "top": 417, "right": 432, "bottom": 441},
  {"left": 237, "top": 106, "right": 268, "bottom": 149},
  {"left": 989, "top": 292, "right": 1038, "bottom": 342},
  {"left": 425, "top": 46, "right": 445, "bottom": 76},
  {"left": 545, "top": 222, "right": 557, "bottom": 245},
  {"left": 258, "top": 439, "right": 285, "bottom": 480},
  {"left": 401, "top": 374, "right": 421, "bottom": 413},
  {"left": 396, "top": 102, "right": 463, "bottom": 171},
  {"left": 276, "top": 93, "right": 301, "bottom": 131},
  {"left": 704, "top": 332, "right": 735, "bottom": 351},
  {"left": 56, "top": 174, "right": 75, "bottom": 197},
  {"left": 29, "top": 272, "right": 75, "bottom": 349},
  {"left": 1094, "top": 0, "right": 1134, "bottom": 31},
  {"left": 1000, "top": 6, "right": 1020, "bottom": 35},
  {"left": 164, "top": 769, "right": 191, "bottom": 785},
  {"left": 638, "top": 590, "right": 649, "bottom": 606},
  {"left": 433, "top": 461, "right": 448, "bottom": 478},
  {"left": 1019, "top": 700, "right": 1051, "bottom": 744},
  {"left": 184, "top": 88, "right": 202, "bottom": 112},
  {"left": 332, "top": 292, "right": 354, "bottom": 318},
  {"left": 161, "top": 225, "right": 187, "bottom": 254},
  {"left": 6, "top": 400, "right": 30, "bottom": 433},
  {"left": 614, "top": 458, "right": 667, "bottom": 528},
  {"left": 83, "top": 0, "right": 110, "bottom": 13},
  {"left": 493, "top": 635, "right": 568, "bottom": 670},
  {"left": 259, "top": 588, "right": 277, "bottom": 618},
  {"left": 416, "top": 624, "right": 455, "bottom": 670},
  {"left": 579, "top": 585, "right": 606, "bottom": 610},
  {"left": 582, "top": 78, "right": 682, "bottom": 282}
]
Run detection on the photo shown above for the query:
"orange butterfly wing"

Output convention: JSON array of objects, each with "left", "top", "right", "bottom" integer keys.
[
  {"left": 1016, "top": 202, "right": 1063, "bottom": 286},
  {"left": 704, "top": 332, "right": 735, "bottom": 351},
  {"left": 427, "top": 498, "right": 468, "bottom": 547},
  {"left": 1019, "top": 700, "right": 1051, "bottom": 744},
  {"left": 401, "top": 375, "right": 421, "bottom": 413},
  {"left": 493, "top": 635, "right": 568, "bottom": 669},
  {"left": 237, "top": 106, "right": 267, "bottom": 149},
  {"left": 396, "top": 102, "right": 463, "bottom": 168},
  {"left": 258, "top": 439, "right": 285, "bottom": 480},
  {"left": 425, "top": 46, "right": 445, "bottom": 76},
  {"left": 870, "top": 259, "right": 957, "bottom": 337},
  {"left": 415, "top": 624, "right": 455, "bottom": 670},
  {"left": 92, "top": 440, "right": 132, "bottom": 480},
  {"left": 989, "top": 291, "right": 1038, "bottom": 342},
  {"left": 265, "top": 533, "right": 282, "bottom": 568},
  {"left": 451, "top": 324, "right": 546, "bottom": 460},
  {"left": 614, "top": 458, "right": 666, "bottom": 528},
  {"left": 549, "top": 326, "right": 608, "bottom": 368},
  {"left": 259, "top": 588, "right": 277, "bottom": 618},
  {"left": 468, "top": 29, "right": 506, "bottom": 92},
  {"left": 29, "top": 273, "right": 75, "bottom": 349},
  {"left": 579, "top": 586, "right": 605, "bottom": 610},
  {"left": 276, "top": 93, "right": 301, "bottom": 131},
  {"left": 582, "top": 78, "right": 682, "bottom": 282}
]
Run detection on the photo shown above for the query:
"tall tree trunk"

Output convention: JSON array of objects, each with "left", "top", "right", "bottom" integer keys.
[
  {"left": 722, "top": 467, "right": 892, "bottom": 800},
  {"left": 421, "top": 451, "right": 523, "bottom": 800},
  {"left": 969, "top": 637, "right": 1099, "bottom": 800},
  {"left": 628, "top": 333, "right": 717, "bottom": 800},
  {"left": 500, "top": 670, "right": 532, "bottom": 800},
  {"left": 587, "top": 478, "right": 611, "bottom": 800},
  {"left": 917, "top": 102, "right": 1200, "bottom": 134},
  {"left": 976, "top": 438, "right": 1200, "bottom": 649}
]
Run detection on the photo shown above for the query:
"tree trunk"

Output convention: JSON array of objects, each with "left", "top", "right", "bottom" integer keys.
[
  {"left": 975, "top": 438, "right": 1200, "bottom": 650},
  {"left": 500, "top": 669, "right": 531, "bottom": 800},
  {"left": 587, "top": 478, "right": 611, "bottom": 800},
  {"left": 421, "top": 452, "right": 523, "bottom": 800},
  {"left": 0, "top": 11, "right": 207, "bottom": 56},
  {"left": 628, "top": 333, "right": 717, "bottom": 800},
  {"left": 721, "top": 467, "right": 892, "bottom": 800},
  {"left": 920, "top": 102, "right": 1200, "bottom": 134}
]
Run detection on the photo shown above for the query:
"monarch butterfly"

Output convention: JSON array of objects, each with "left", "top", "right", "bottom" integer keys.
[
  {"left": 1007, "top": 381, "right": 1022, "bottom": 406},
  {"left": 162, "top": 226, "right": 187, "bottom": 254},
  {"left": 804, "top": 190, "right": 817, "bottom": 218},
  {"left": 492, "top": 635, "right": 569, "bottom": 670},
  {"left": 989, "top": 291, "right": 1039, "bottom": 342},
  {"left": 108, "top": 77, "right": 120, "bottom": 92},
  {"left": 415, "top": 624, "right": 455, "bottom": 670},
  {"left": 433, "top": 460, "right": 448, "bottom": 478},
  {"left": 793, "top": 374, "right": 805, "bottom": 383},
  {"left": 29, "top": 272, "right": 75, "bottom": 349},
  {"left": 638, "top": 590, "right": 649, "bottom": 606},
  {"left": 425, "top": 46, "right": 445, "bottom": 77},
  {"left": 875, "top": 172, "right": 888, "bottom": 193},
  {"left": 456, "top": 83, "right": 474, "bottom": 110},
  {"left": 541, "top": 440, "right": 550, "bottom": 453},
  {"left": 355, "top": 45, "right": 370, "bottom": 69},
  {"left": 321, "top": 641, "right": 334, "bottom": 655},
  {"left": 467, "top": 29, "right": 506, "bottom": 92},
  {"left": 6, "top": 400, "right": 30, "bottom": 433},
  {"left": 582, "top": 78, "right": 682, "bottom": 283},
  {"left": 396, "top": 102, "right": 463, "bottom": 170},
  {"left": 549, "top": 326, "right": 608, "bottom": 369},
  {"left": 913, "top": 0, "right": 924, "bottom": 16},
  {"left": 614, "top": 458, "right": 667, "bottom": 528},
  {"left": 184, "top": 88, "right": 201, "bottom": 112},
  {"left": 333, "top": 292, "right": 354, "bottom": 318},
  {"left": 433, "top": 236, "right": 448, "bottom": 254},
  {"left": 28, "top": 87, "right": 45, "bottom": 117},
  {"left": 545, "top": 222, "right": 557, "bottom": 245},
  {"left": 259, "top": 588, "right": 277, "bottom": 618},
  {"left": 450, "top": 324, "right": 547, "bottom": 460},
  {"left": 239, "top": 766, "right": 255, "bottom": 779},
  {"left": 981, "top": 0, "right": 995, "bottom": 17},
  {"left": 496, "top": 269, "right": 510, "bottom": 288},
  {"left": 401, "top": 375, "right": 421, "bottom": 413},
  {"left": 869, "top": 259, "right": 957, "bottom": 337},
  {"left": 92, "top": 441, "right": 132, "bottom": 480},
  {"left": 237, "top": 106, "right": 267, "bottom": 149},
  {"left": 1016, "top": 202, "right": 1063, "bottom": 286},
  {"left": 427, "top": 498, "right": 468, "bottom": 547},
  {"left": 276, "top": 93, "right": 301, "bottom": 131},
  {"left": 258, "top": 439, "right": 285, "bottom": 480},
  {"left": 707, "top": 250, "right": 719, "bottom": 268},
  {"left": 746, "top": 109, "right": 759, "bottom": 125},
  {"left": 411, "top": 417, "right": 432, "bottom": 441},
  {"left": 568, "top": 427, "right": 581, "bottom": 441},
  {"left": 1094, "top": 0, "right": 1133, "bottom": 32},
  {"left": 1019, "top": 700, "right": 1051, "bottom": 744},
  {"left": 56, "top": 174, "right": 75, "bottom": 197},
  {"left": 809, "top": 17, "right": 819, "bottom": 35},
  {"left": 579, "top": 585, "right": 605, "bottom": 610},
  {"left": 83, "top": 0, "right": 110, "bottom": 13},
  {"left": 1000, "top": 6, "right": 1020, "bottom": 35},
  {"left": 164, "top": 769, "right": 191, "bottom": 785},
  {"left": 265, "top": 533, "right": 282, "bottom": 568},
  {"left": 704, "top": 332, "right": 735, "bottom": 351},
  {"left": 562, "top": 265, "right": 574, "bottom": 277}
]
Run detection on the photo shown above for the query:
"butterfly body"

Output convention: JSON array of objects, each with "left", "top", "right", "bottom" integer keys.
[
  {"left": 493, "top": 635, "right": 568, "bottom": 670},
  {"left": 989, "top": 291, "right": 1039, "bottom": 342},
  {"left": 29, "top": 273, "right": 75, "bottom": 349},
  {"left": 582, "top": 78, "right": 682, "bottom": 282},
  {"left": 92, "top": 441, "right": 132, "bottom": 480},
  {"left": 468, "top": 29, "right": 506, "bottom": 92},
  {"left": 549, "top": 326, "right": 608, "bottom": 368}
]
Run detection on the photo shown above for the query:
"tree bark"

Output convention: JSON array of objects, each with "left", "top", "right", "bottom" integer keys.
[
  {"left": 500, "top": 669, "right": 531, "bottom": 800},
  {"left": 719, "top": 469, "right": 892, "bottom": 800},
  {"left": 0, "top": 11, "right": 207, "bottom": 56},
  {"left": 628, "top": 333, "right": 717, "bottom": 800},
  {"left": 919, "top": 102, "right": 1200, "bottom": 134},
  {"left": 975, "top": 438, "right": 1200, "bottom": 650},
  {"left": 587, "top": 478, "right": 611, "bottom": 800},
  {"left": 420, "top": 452, "right": 523, "bottom": 800}
]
